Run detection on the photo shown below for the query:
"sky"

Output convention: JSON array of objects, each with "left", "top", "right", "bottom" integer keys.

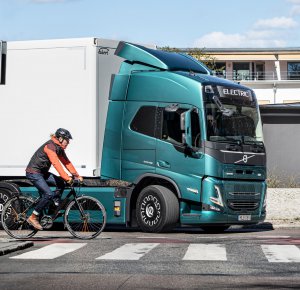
[{"left": 1, "top": 0, "right": 300, "bottom": 48}]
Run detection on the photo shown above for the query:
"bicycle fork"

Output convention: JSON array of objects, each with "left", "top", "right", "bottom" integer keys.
[{"left": 74, "top": 198, "right": 89, "bottom": 232}]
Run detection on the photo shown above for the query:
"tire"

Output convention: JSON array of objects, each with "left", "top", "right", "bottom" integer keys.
[
  {"left": 1, "top": 195, "right": 38, "bottom": 239},
  {"left": 0, "top": 188, "right": 11, "bottom": 229},
  {"left": 0, "top": 183, "right": 20, "bottom": 229},
  {"left": 136, "top": 185, "right": 179, "bottom": 233},
  {"left": 200, "top": 225, "right": 230, "bottom": 233},
  {"left": 64, "top": 196, "right": 106, "bottom": 240}
]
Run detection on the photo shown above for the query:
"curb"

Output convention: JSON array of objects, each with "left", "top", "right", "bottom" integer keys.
[
  {"left": 242, "top": 221, "right": 300, "bottom": 230},
  {"left": 0, "top": 240, "right": 34, "bottom": 256}
]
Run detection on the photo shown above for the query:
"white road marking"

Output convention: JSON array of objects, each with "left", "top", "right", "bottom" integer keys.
[
  {"left": 10, "top": 243, "right": 86, "bottom": 260},
  {"left": 96, "top": 243, "right": 159, "bottom": 260},
  {"left": 261, "top": 245, "right": 300, "bottom": 262},
  {"left": 183, "top": 244, "right": 227, "bottom": 261}
]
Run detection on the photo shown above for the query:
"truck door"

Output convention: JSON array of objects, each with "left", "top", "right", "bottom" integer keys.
[
  {"left": 156, "top": 104, "right": 204, "bottom": 204},
  {"left": 121, "top": 102, "right": 157, "bottom": 182}
]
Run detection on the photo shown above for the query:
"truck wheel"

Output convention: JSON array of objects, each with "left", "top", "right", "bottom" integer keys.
[
  {"left": 0, "top": 182, "right": 20, "bottom": 229},
  {"left": 136, "top": 185, "right": 179, "bottom": 233},
  {"left": 0, "top": 188, "right": 12, "bottom": 229}
]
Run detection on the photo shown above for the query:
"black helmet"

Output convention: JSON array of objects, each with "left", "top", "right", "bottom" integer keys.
[{"left": 55, "top": 128, "right": 73, "bottom": 140}]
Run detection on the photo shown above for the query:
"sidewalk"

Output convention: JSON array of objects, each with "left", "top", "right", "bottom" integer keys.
[{"left": 0, "top": 237, "right": 33, "bottom": 256}]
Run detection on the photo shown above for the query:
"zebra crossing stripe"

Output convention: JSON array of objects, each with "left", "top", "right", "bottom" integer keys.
[
  {"left": 183, "top": 244, "right": 227, "bottom": 261},
  {"left": 10, "top": 243, "right": 86, "bottom": 260},
  {"left": 261, "top": 245, "right": 300, "bottom": 262},
  {"left": 96, "top": 243, "right": 159, "bottom": 260}
]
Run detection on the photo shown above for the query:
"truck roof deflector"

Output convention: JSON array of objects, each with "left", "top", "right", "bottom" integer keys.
[
  {"left": 115, "top": 42, "right": 168, "bottom": 70},
  {"left": 115, "top": 42, "right": 209, "bottom": 74}
]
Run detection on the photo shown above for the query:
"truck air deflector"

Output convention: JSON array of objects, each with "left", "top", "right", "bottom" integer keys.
[
  {"left": 116, "top": 42, "right": 168, "bottom": 70},
  {"left": 115, "top": 42, "right": 209, "bottom": 74}
]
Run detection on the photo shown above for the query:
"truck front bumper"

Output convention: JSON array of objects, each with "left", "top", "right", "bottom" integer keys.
[{"left": 180, "top": 176, "right": 267, "bottom": 226}]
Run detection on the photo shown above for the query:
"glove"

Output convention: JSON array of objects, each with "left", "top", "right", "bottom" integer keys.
[
  {"left": 78, "top": 176, "right": 84, "bottom": 184},
  {"left": 67, "top": 178, "right": 74, "bottom": 186}
]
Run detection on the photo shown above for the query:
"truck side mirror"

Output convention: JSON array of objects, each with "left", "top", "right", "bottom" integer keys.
[{"left": 181, "top": 109, "right": 192, "bottom": 147}]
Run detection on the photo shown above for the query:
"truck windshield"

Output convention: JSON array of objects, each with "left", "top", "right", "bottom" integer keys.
[{"left": 205, "top": 102, "right": 263, "bottom": 144}]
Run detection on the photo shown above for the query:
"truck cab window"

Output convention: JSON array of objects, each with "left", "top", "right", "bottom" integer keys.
[
  {"left": 130, "top": 106, "right": 156, "bottom": 137},
  {"left": 162, "top": 107, "right": 201, "bottom": 148}
]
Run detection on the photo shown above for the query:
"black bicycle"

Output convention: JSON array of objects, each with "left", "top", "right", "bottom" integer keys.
[{"left": 0, "top": 181, "right": 106, "bottom": 240}]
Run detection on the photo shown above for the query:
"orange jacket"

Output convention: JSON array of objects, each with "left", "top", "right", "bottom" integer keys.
[{"left": 26, "top": 136, "right": 79, "bottom": 181}]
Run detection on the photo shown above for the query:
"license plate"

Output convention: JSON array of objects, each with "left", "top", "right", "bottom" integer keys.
[{"left": 238, "top": 215, "right": 251, "bottom": 221}]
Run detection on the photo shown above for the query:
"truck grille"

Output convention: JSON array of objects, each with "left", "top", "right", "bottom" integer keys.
[
  {"left": 234, "top": 184, "right": 256, "bottom": 193},
  {"left": 229, "top": 192, "right": 260, "bottom": 196},
  {"left": 228, "top": 201, "right": 259, "bottom": 211}
]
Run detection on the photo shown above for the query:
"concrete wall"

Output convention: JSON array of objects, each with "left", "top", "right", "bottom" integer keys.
[{"left": 266, "top": 188, "right": 300, "bottom": 222}]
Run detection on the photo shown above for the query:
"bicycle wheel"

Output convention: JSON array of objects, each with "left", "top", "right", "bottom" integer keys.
[
  {"left": 64, "top": 196, "right": 106, "bottom": 240},
  {"left": 1, "top": 195, "right": 38, "bottom": 239}
]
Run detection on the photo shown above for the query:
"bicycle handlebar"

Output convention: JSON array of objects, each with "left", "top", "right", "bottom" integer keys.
[{"left": 66, "top": 179, "right": 84, "bottom": 189}]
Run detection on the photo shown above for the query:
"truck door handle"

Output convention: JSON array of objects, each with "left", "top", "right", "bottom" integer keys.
[{"left": 157, "top": 160, "right": 170, "bottom": 168}]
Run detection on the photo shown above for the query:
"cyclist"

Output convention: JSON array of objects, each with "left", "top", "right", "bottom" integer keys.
[{"left": 25, "top": 128, "right": 83, "bottom": 230}]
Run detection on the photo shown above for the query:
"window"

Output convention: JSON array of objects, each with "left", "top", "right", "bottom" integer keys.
[
  {"left": 233, "top": 62, "right": 250, "bottom": 81},
  {"left": 161, "top": 107, "right": 201, "bottom": 148},
  {"left": 288, "top": 62, "right": 300, "bottom": 80},
  {"left": 130, "top": 106, "right": 156, "bottom": 137},
  {"left": 162, "top": 108, "right": 185, "bottom": 145}
]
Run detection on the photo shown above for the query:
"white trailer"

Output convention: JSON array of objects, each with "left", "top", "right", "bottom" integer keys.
[{"left": 0, "top": 38, "right": 126, "bottom": 178}]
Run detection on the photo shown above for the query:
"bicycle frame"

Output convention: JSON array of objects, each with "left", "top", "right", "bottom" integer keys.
[{"left": 49, "top": 185, "right": 83, "bottom": 221}]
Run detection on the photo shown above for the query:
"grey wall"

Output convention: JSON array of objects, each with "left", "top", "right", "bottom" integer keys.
[
  {"left": 261, "top": 105, "right": 300, "bottom": 184},
  {"left": 263, "top": 123, "right": 300, "bottom": 177}
]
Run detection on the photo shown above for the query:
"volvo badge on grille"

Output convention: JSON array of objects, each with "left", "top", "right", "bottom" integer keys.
[{"left": 234, "top": 154, "right": 255, "bottom": 164}]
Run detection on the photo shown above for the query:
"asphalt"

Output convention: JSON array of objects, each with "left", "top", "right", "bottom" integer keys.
[{"left": 1, "top": 220, "right": 300, "bottom": 256}]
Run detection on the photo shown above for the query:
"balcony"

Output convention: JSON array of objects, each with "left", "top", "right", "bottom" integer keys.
[{"left": 213, "top": 71, "right": 300, "bottom": 81}]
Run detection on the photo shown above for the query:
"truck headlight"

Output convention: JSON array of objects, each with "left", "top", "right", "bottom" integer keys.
[{"left": 210, "top": 185, "right": 224, "bottom": 207}]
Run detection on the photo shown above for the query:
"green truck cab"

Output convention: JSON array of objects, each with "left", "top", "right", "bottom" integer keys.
[{"left": 100, "top": 42, "right": 266, "bottom": 232}]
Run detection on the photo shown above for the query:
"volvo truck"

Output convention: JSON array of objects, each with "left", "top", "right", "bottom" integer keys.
[{"left": 0, "top": 38, "right": 267, "bottom": 232}]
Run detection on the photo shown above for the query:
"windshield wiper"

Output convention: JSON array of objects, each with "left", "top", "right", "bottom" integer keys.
[
  {"left": 242, "top": 137, "right": 264, "bottom": 146},
  {"left": 212, "top": 96, "right": 234, "bottom": 117}
]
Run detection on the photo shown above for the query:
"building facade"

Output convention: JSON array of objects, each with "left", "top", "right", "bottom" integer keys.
[{"left": 189, "top": 48, "right": 300, "bottom": 105}]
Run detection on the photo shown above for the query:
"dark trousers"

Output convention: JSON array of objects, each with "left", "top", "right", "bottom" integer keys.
[{"left": 26, "top": 172, "right": 65, "bottom": 215}]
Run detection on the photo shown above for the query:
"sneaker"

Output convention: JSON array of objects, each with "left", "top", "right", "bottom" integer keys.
[{"left": 27, "top": 213, "right": 43, "bottom": 231}]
